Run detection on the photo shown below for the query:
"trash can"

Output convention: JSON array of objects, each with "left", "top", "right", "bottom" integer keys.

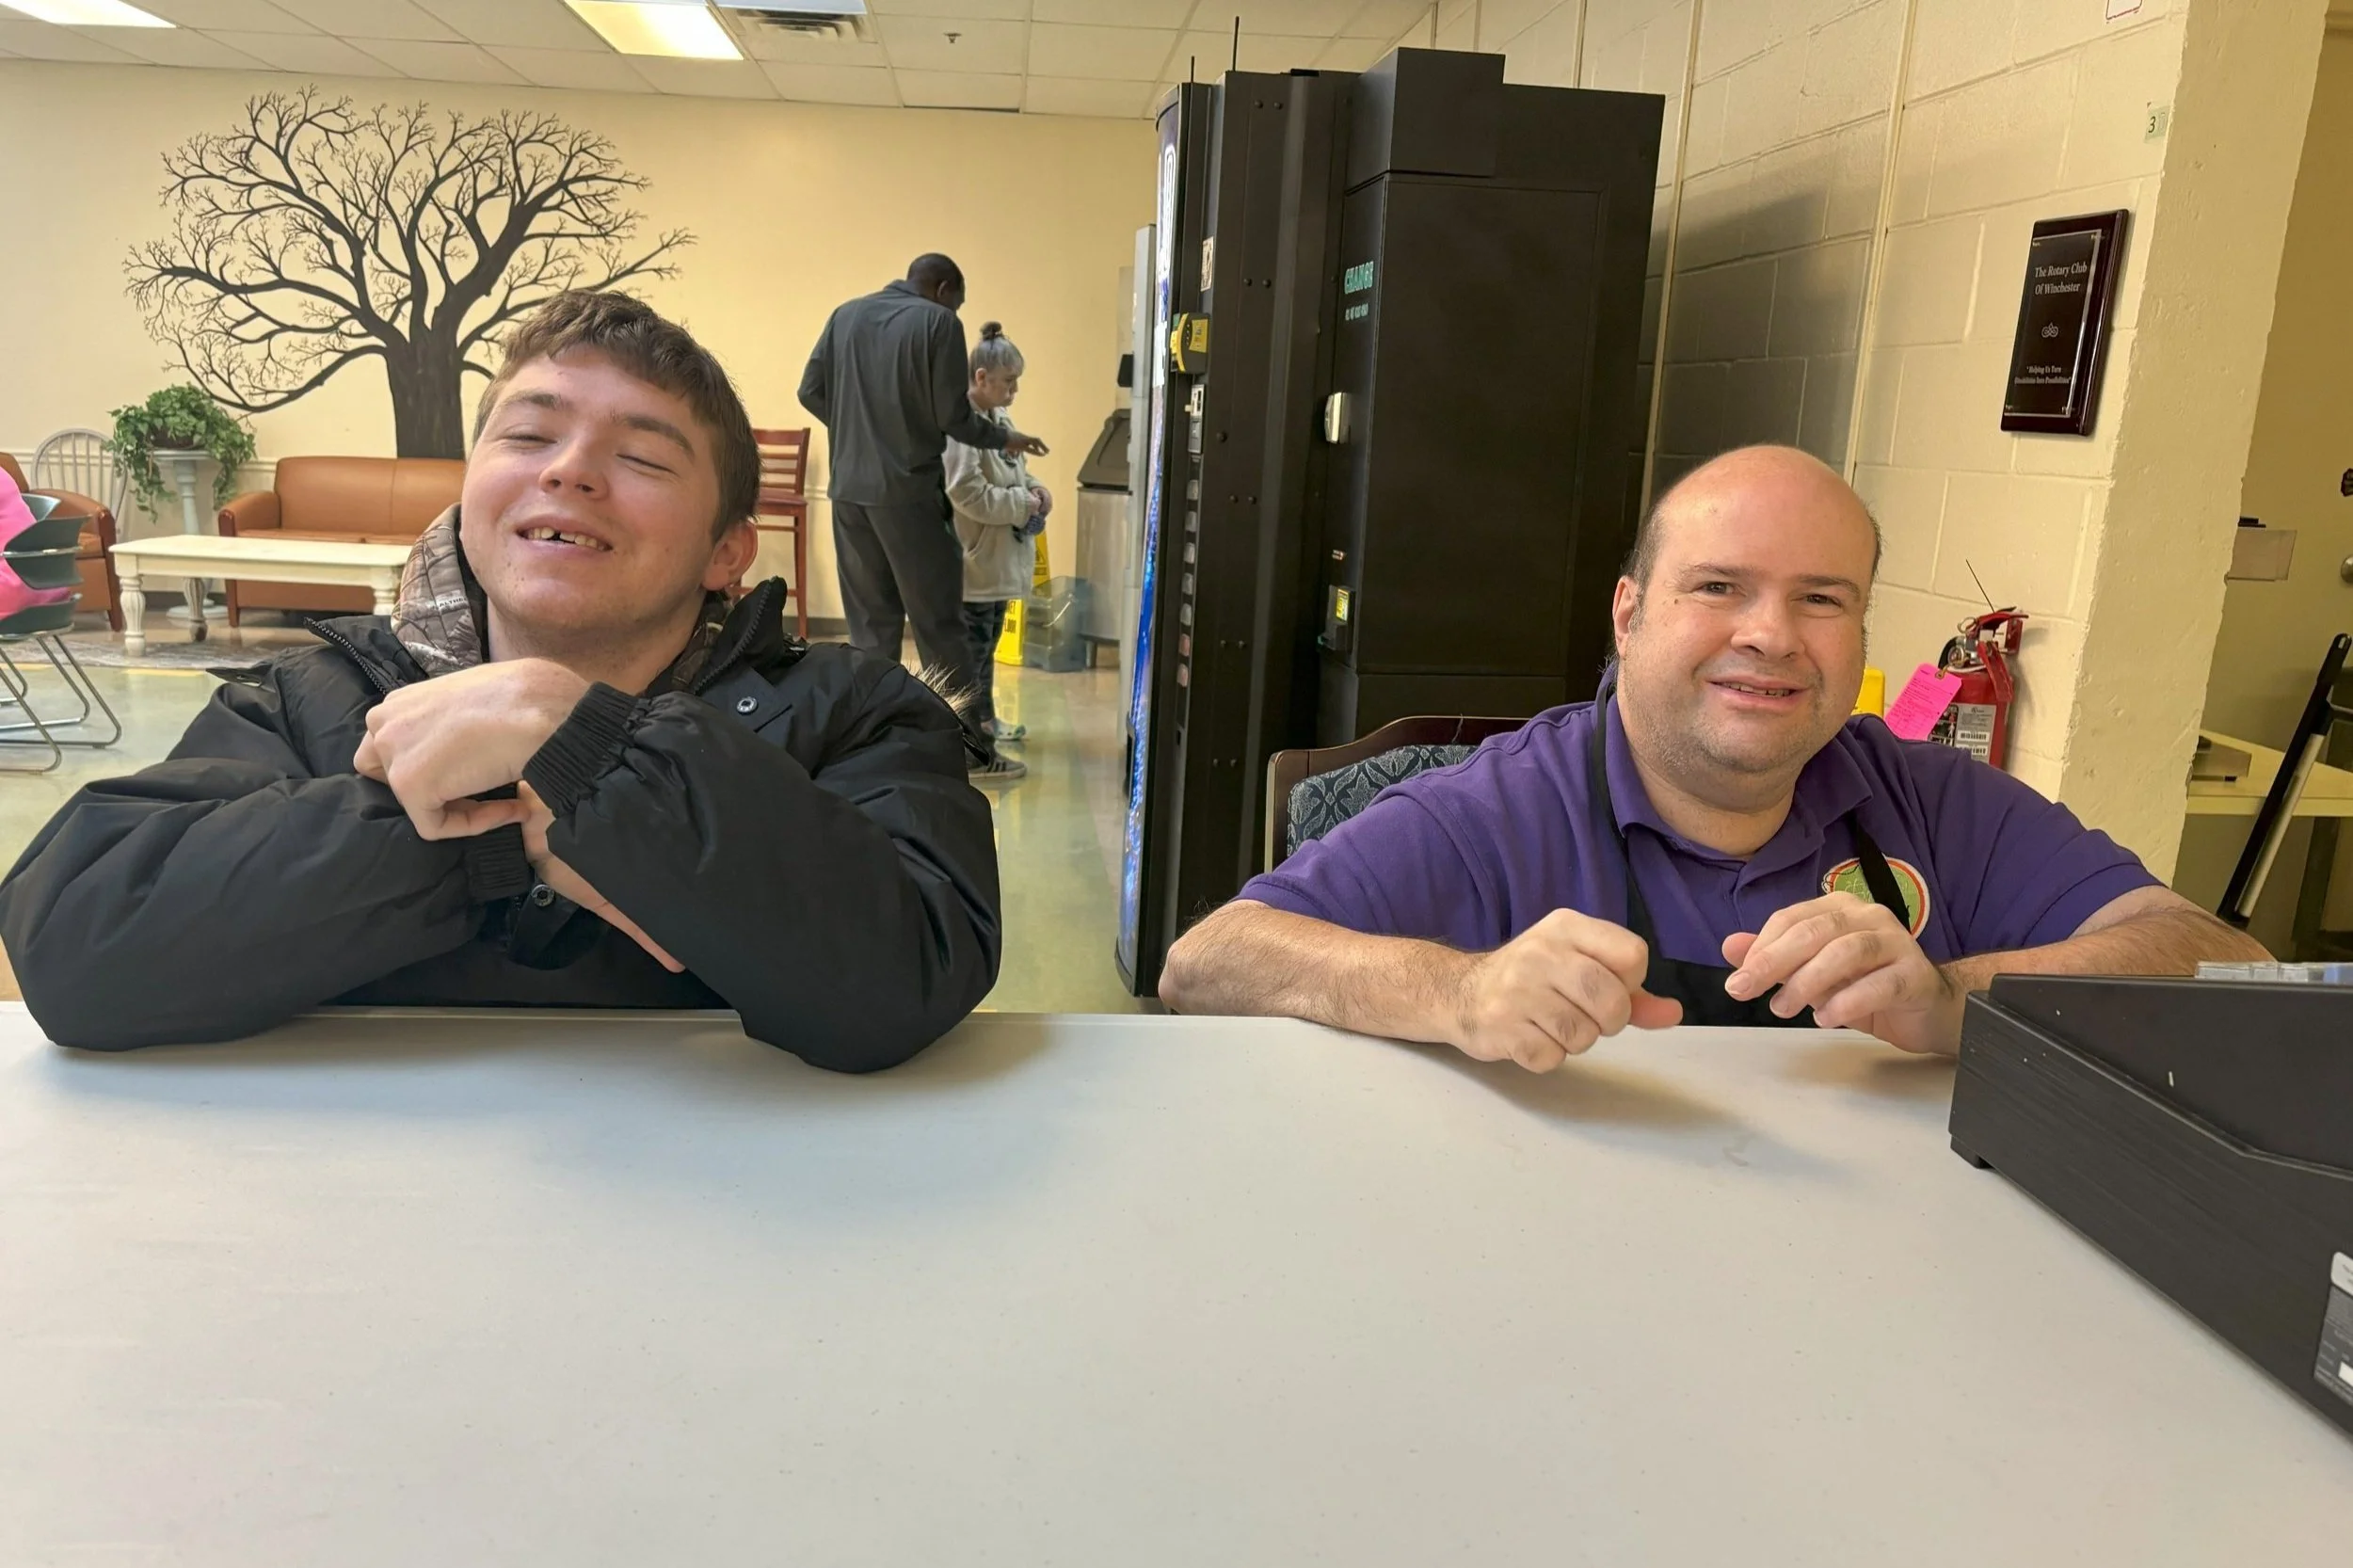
[
  {"left": 1021, "top": 576, "right": 1093, "bottom": 673},
  {"left": 1074, "top": 406, "right": 1130, "bottom": 664}
]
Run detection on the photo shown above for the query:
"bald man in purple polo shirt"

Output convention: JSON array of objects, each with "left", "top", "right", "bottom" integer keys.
[{"left": 1160, "top": 445, "right": 2265, "bottom": 1071}]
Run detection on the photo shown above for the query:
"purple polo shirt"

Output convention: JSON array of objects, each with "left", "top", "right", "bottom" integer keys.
[{"left": 1239, "top": 699, "right": 2158, "bottom": 963}]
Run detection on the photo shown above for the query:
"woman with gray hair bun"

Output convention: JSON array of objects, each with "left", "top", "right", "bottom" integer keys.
[{"left": 945, "top": 321, "right": 1050, "bottom": 778}]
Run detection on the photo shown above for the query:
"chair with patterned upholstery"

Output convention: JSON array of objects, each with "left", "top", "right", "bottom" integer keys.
[{"left": 1262, "top": 714, "right": 1529, "bottom": 872}]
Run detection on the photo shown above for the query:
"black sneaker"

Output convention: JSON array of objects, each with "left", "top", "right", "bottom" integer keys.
[{"left": 969, "top": 754, "right": 1027, "bottom": 785}]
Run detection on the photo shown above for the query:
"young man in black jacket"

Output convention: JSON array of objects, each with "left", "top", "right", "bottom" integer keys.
[{"left": 0, "top": 292, "right": 1001, "bottom": 1071}]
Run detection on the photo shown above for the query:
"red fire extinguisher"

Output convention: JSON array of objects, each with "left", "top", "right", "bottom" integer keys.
[{"left": 1930, "top": 608, "right": 2026, "bottom": 769}]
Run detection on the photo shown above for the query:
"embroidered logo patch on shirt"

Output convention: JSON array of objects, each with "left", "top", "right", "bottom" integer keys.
[{"left": 1821, "top": 856, "right": 1931, "bottom": 936}]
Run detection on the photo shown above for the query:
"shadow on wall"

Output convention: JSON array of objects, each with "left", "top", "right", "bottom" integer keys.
[{"left": 1646, "top": 185, "right": 1873, "bottom": 497}]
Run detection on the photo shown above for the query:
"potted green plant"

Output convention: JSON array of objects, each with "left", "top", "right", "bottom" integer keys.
[{"left": 105, "top": 385, "right": 258, "bottom": 516}]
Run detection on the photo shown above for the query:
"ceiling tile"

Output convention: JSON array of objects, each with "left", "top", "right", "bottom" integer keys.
[
  {"left": 1476, "top": 0, "right": 1552, "bottom": 50},
  {"left": 1315, "top": 33, "right": 1388, "bottom": 69},
  {"left": 760, "top": 59, "right": 899, "bottom": 104},
  {"left": 726, "top": 17, "right": 886, "bottom": 65},
  {"left": 1173, "top": 28, "right": 1328, "bottom": 73},
  {"left": 1340, "top": 0, "right": 1431, "bottom": 38},
  {"left": 266, "top": 0, "right": 460, "bottom": 42},
  {"left": 1028, "top": 22, "right": 1174, "bottom": 81},
  {"left": 1033, "top": 0, "right": 1191, "bottom": 23},
  {"left": 93, "top": 26, "right": 275, "bottom": 67},
  {"left": 412, "top": 0, "right": 600, "bottom": 51},
  {"left": 1193, "top": 2, "right": 1362, "bottom": 34},
  {"left": 627, "top": 56, "right": 776, "bottom": 97},
  {"left": 487, "top": 43, "right": 655, "bottom": 90},
  {"left": 0, "top": 21, "right": 141, "bottom": 62},
  {"left": 1023, "top": 74, "right": 1154, "bottom": 118},
  {"left": 893, "top": 66, "right": 1020, "bottom": 109},
  {"left": 872, "top": 12, "right": 1024, "bottom": 72},
  {"left": 1164, "top": 33, "right": 1220, "bottom": 78},
  {"left": 865, "top": 0, "right": 1027, "bottom": 19},
  {"left": 350, "top": 37, "right": 529, "bottom": 81},
  {"left": 207, "top": 29, "right": 404, "bottom": 72},
  {"left": 135, "top": 0, "right": 315, "bottom": 33}
]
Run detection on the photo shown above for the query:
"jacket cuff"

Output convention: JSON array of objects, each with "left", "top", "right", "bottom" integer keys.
[
  {"left": 524, "top": 682, "right": 642, "bottom": 818},
  {"left": 461, "top": 824, "right": 535, "bottom": 903}
]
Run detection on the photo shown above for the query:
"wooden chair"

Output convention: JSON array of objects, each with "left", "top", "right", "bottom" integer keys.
[
  {"left": 748, "top": 427, "right": 810, "bottom": 638},
  {"left": 1263, "top": 714, "right": 1529, "bottom": 872}
]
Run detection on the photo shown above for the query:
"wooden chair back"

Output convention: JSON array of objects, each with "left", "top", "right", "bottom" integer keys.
[
  {"left": 751, "top": 427, "right": 810, "bottom": 512},
  {"left": 744, "top": 427, "right": 812, "bottom": 637}
]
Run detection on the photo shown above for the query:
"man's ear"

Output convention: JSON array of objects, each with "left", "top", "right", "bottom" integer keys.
[
  {"left": 702, "top": 519, "right": 760, "bottom": 593},
  {"left": 1610, "top": 575, "right": 1641, "bottom": 651}
]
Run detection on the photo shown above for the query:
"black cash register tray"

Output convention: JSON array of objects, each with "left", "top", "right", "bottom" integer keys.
[{"left": 1950, "top": 975, "right": 2353, "bottom": 1438}]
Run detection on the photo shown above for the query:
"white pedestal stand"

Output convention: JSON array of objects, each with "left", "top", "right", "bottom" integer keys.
[{"left": 150, "top": 448, "right": 222, "bottom": 641}]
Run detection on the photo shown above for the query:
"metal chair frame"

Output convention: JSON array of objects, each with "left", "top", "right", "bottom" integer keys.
[
  {"left": 2220, "top": 632, "right": 2352, "bottom": 931},
  {"left": 0, "top": 631, "right": 121, "bottom": 773},
  {"left": 0, "top": 513, "right": 123, "bottom": 772}
]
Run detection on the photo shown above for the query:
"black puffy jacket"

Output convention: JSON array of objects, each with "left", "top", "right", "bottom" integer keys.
[{"left": 0, "top": 579, "right": 1001, "bottom": 1070}]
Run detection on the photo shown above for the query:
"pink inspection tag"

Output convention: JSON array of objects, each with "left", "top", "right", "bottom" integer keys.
[{"left": 1884, "top": 664, "right": 1964, "bottom": 742}]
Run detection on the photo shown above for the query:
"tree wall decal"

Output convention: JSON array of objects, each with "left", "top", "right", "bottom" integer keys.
[{"left": 127, "top": 89, "right": 692, "bottom": 459}]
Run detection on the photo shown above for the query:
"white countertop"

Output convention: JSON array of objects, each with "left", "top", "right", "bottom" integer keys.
[{"left": 3, "top": 1005, "right": 2346, "bottom": 1564}]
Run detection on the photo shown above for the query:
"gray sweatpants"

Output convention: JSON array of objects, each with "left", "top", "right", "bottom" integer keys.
[{"left": 832, "top": 492, "right": 992, "bottom": 759}]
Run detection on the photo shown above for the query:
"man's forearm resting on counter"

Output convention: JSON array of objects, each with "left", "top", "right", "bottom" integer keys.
[
  {"left": 1939, "top": 885, "right": 2268, "bottom": 996},
  {"left": 1164, "top": 886, "right": 2270, "bottom": 1064},
  {"left": 1160, "top": 901, "right": 1478, "bottom": 1044}
]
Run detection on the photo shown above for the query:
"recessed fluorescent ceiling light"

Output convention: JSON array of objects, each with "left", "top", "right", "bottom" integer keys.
[
  {"left": 568, "top": 0, "right": 742, "bottom": 60},
  {"left": 0, "top": 0, "right": 171, "bottom": 24},
  {"left": 709, "top": 1, "right": 863, "bottom": 9}
]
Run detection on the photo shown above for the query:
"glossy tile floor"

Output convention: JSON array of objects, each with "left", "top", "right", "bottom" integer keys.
[{"left": 0, "top": 618, "right": 1151, "bottom": 1016}]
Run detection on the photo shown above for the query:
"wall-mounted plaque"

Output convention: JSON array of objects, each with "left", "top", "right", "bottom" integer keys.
[{"left": 2000, "top": 209, "right": 2128, "bottom": 436}]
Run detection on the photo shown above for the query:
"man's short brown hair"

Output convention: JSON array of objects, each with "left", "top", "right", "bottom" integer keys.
[{"left": 473, "top": 291, "right": 760, "bottom": 540}]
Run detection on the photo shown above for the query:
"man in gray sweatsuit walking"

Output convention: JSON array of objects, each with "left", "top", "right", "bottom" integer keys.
[{"left": 799, "top": 254, "right": 1047, "bottom": 776}]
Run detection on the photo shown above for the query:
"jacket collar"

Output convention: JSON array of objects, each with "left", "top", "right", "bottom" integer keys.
[{"left": 324, "top": 505, "right": 798, "bottom": 696}]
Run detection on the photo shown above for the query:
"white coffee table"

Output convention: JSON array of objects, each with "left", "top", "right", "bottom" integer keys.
[{"left": 110, "top": 535, "right": 411, "bottom": 654}]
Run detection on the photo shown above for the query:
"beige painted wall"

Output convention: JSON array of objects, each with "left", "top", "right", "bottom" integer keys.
[
  {"left": 2199, "top": 33, "right": 2353, "bottom": 752},
  {"left": 0, "top": 60, "right": 1155, "bottom": 621},
  {"left": 2175, "top": 30, "right": 2353, "bottom": 933},
  {"left": 1459, "top": 0, "right": 2325, "bottom": 884}
]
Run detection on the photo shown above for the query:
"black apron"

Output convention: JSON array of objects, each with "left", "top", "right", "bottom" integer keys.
[{"left": 1586, "top": 682, "right": 1911, "bottom": 1028}]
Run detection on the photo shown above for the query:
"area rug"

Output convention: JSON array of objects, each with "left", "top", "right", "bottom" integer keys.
[{"left": 56, "top": 625, "right": 287, "bottom": 673}]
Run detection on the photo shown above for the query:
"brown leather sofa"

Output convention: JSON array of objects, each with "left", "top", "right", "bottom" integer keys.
[
  {"left": 0, "top": 452, "right": 122, "bottom": 631},
  {"left": 216, "top": 455, "right": 463, "bottom": 623}
]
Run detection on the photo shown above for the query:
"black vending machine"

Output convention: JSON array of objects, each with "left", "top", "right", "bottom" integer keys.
[{"left": 1117, "top": 48, "right": 1661, "bottom": 997}]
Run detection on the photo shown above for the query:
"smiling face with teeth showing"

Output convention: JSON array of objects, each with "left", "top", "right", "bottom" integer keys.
[
  {"left": 461, "top": 348, "right": 757, "bottom": 688},
  {"left": 1609, "top": 446, "right": 1878, "bottom": 848}
]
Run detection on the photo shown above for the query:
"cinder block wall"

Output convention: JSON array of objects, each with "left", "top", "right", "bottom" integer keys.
[{"left": 1408, "top": 0, "right": 2325, "bottom": 879}]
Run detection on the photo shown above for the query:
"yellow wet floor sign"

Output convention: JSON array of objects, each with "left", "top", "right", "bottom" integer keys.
[{"left": 994, "top": 535, "right": 1049, "bottom": 665}]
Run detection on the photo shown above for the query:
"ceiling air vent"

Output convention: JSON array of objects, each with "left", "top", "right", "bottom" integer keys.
[{"left": 716, "top": 8, "right": 873, "bottom": 42}]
